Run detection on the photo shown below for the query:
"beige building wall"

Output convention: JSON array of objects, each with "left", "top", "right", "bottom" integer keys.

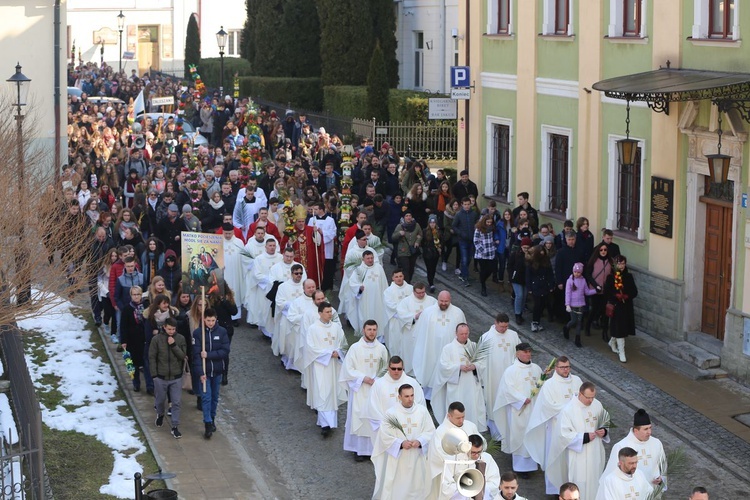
[{"left": 0, "top": 1, "right": 67, "bottom": 161}]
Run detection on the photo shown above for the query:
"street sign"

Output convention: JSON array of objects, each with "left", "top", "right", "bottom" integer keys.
[
  {"left": 428, "top": 98, "right": 457, "bottom": 120},
  {"left": 450, "top": 66, "right": 471, "bottom": 88},
  {"left": 375, "top": 127, "right": 388, "bottom": 135},
  {"left": 151, "top": 96, "right": 175, "bottom": 106},
  {"left": 451, "top": 88, "right": 471, "bottom": 100},
  {"left": 122, "top": 51, "right": 135, "bottom": 60}
]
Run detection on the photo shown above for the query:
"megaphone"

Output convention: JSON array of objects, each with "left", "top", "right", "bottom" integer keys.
[
  {"left": 133, "top": 135, "right": 147, "bottom": 149},
  {"left": 131, "top": 122, "right": 143, "bottom": 134},
  {"left": 442, "top": 428, "right": 471, "bottom": 455},
  {"left": 454, "top": 468, "right": 485, "bottom": 497}
]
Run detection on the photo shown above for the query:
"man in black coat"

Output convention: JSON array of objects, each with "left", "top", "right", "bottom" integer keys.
[
  {"left": 156, "top": 204, "right": 183, "bottom": 256},
  {"left": 451, "top": 170, "right": 479, "bottom": 200}
]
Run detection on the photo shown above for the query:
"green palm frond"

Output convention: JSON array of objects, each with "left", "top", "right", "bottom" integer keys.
[
  {"left": 384, "top": 414, "right": 407, "bottom": 437},
  {"left": 376, "top": 356, "right": 388, "bottom": 378},
  {"left": 484, "top": 437, "right": 502, "bottom": 456},
  {"left": 659, "top": 446, "right": 687, "bottom": 477},
  {"left": 463, "top": 339, "right": 491, "bottom": 363},
  {"left": 597, "top": 408, "right": 616, "bottom": 429}
]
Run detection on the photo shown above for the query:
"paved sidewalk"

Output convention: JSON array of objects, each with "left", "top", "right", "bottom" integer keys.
[{"left": 97, "top": 327, "right": 274, "bottom": 500}]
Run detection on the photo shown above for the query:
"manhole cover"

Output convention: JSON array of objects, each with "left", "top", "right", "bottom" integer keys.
[{"left": 733, "top": 413, "right": 750, "bottom": 427}]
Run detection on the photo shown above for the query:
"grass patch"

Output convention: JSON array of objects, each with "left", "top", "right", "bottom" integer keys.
[{"left": 22, "top": 306, "right": 166, "bottom": 497}]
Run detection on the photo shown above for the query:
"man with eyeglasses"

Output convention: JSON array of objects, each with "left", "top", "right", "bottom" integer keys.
[
  {"left": 439, "top": 433, "right": 501, "bottom": 500},
  {"left": 340, "top": 320, "right": 389, "bottom": 462},
  {"left": 547, "top": 382, "right": 609, "bottom": 500},
  {"left": 525, "top": 356, "right": 583, "bottom": 496},
  {"left": 559, "top": 482, "right": 580, "bottom": 500},
  {"left": 271, "top": 264, "right": 307, "bottom": 363},
  {"left": 364, "top": 356, "right": 425, "bottom": 434}
]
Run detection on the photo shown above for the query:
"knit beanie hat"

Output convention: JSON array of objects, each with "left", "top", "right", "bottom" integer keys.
[
  {"left": 633, "top": 409, "right": 651, "bottom": 427},
  {"left": 572, "top": 262, "right": 584, "bottom": 273}
]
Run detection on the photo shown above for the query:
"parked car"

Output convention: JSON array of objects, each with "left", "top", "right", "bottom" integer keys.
[{"left": 136, "top": 112, "right": 208, "bottom": 148}]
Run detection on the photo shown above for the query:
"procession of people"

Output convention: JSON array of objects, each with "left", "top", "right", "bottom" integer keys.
[{"left": 65, "top": 62, "right": 709, "bottom": 499}]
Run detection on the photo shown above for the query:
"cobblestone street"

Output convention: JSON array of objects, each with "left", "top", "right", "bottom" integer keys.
[{"left": 213, "top": 258, "right": 750, "bottom": 499}]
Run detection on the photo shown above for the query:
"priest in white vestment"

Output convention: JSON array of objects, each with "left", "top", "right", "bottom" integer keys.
[
  {"left": 221, "top": 223, "right": 246, "bottom": 320},
  {"left": 525, "top": 357, "right": 582, "bottom": 495},
  {"left": 300, "top": 290, "right": 342, "bottom": 397},
  {"left": 430, "top": 324, "right": 488, "bottom": 433},
  {"left": 440, "top": 433, "right": 501, "bottom": 500},
  {"left": 363, "top": 355, "right": 426, "bottom": 434},
  {"left": 547, "top": 382, "right": 610, "bottom": 500},
  {"left": 347, "top": 222, "right": 385, "bottom": 261},
  {"left": 300, "top": 302, "right": 348, "bottom": 437},
  {"left": 232, "top": 186, "right": 264, "bottom": 240},
  {"left": 340, "top": 320, "right": 389, "bottom": 459},
  {"left": 596, "top": 447, "right": 654, "bottom": 500},
  {"left": 426, "top": 402, "right": 480, "bottom": 500},
  {"left": 340, "top": 230, "right": 379, "bottom": 320},
  {"left": 271, "top": 264, "right": 306, "bottom": 361},
  {"left": 411, "top": 291, "right": 466, "bottom": 399},
  {"left": 248, "top": 239, "right": 283, "bottom": 335},
  {"left": 371, "top": 384, "right": 435, "bottom": 500},
  {"left": 242, "top": 227, "right": 279, "bottom": 320},
  {"left": 492, "top": 343, "right": 542, "bottom": 473},
  {"left": 395, "top": 284, "right": 436, "bottom": 375},
  {"left": 476, "top": 313, "right": 521, "bottom": 439},
  {"left": 348, "top": 250, "right": 388, "bottom": 334},
  {"left": 282, "top": 279, "right": 317, "bottom": 372},
  {"left": 308, "top": 203, "right": 337, "bottom": 291},
  {"left": 602, "top": 409, "right": 665, "bottom": 489},
  {"left": 382, "top": 269, "right": 413, "bottom": 347}
]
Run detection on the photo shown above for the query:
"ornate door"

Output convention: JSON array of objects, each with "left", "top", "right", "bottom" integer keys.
[{"left": 701, "top": 200, "right": 732, "bottom": 339}]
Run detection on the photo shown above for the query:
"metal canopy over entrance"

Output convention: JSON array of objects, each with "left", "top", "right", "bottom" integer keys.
[{"left": 592, "top": 67, "right": 750, "bottom": 118}]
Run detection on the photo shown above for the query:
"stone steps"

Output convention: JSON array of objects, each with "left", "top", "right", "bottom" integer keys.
[
  {"left": 686, "top": 331, "right": 724, "bottom": 357},
  {"left": 668, "top": 341, "right": 722, "bottom": 369},
  {"left": 642, "top": 347, "right": 728, "bottom": 380}
]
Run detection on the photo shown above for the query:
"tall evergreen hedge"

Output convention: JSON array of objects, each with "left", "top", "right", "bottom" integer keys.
[
  {"left": 184, "top": 14, "right": 201, "bottom": 79},
  {"left": 366, "top": 42, "right": 390, "bottom": 121}
]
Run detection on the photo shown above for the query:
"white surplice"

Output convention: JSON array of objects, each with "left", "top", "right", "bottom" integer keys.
[
  {"left": 300, "top": 319, "right": 348, "bottom": 428},
  {"left": 411, "top": 304, "right": 466, "bottom": 399},
  {"left": 222, "top": 235, "right": 246, "bottom": 320},
  {"left": 595, "top": 467, "right": 653, "bottom": 500},
  {"left": 430, "top": 339, "right": 488, "bottom": 433},
  {"left": 364, "top": 373, "right": 426, "bottom": 434},
  {"left": 271, "top": 278, "right": 305, "bottom": 358},
  {"left": 395, "top": 293, "right": 437, "bottom": 375},
  {"left": 492, "top": 359, "right": 542, "bottom": 472},
  {"left": 383, "top": 281, "right": 414, "bottom": 348},
  {"left": 547, "top": 398, "right": 610, "bottom": 500},
  {"left": 371, "top": 403, "right": 435, "bottom": 500},
  {"left": 247, "top": 251, "right": 283, "bottom": 333},
  {"left": 348, "top": 261, "right": 388, "bottom": 334},
  {"left": 339, "top": 244, "right": 379, "bottom": 319},
  {"left": 426, "top": 416, "right": 480, "bottom": 500},
  {"left": 340, "top": 337, "right": 389, "bottom": 456},
  {"left": 525, "top": 371, "right": 583, "bottom": 494},
  {"left": 475, "top": 325, "right": 521, "bottom": 439},
  {"left": 602, "top": 429, "right": 665, "bottom": 487}
]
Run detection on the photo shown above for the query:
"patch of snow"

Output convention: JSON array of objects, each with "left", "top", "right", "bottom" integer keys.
[{"left": 18, "top": 295, "right": 144, "bottom": 498}]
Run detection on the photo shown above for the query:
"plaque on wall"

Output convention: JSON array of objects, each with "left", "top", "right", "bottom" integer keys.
[{"left": 650, "top": 176, "right": 674, "bottom": 238}]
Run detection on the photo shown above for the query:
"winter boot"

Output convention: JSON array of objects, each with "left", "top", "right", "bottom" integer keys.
[
  {"left": 481, "top": 283, "right": 488, "bottom": 297},
  {"left": 602, "top": 327, "right": 610, "bottom": 343},
  {"left": 562, "top": 325, "right": 570, "bottom": 339},
  {"left": 531, "top": 321, "right": 539, "bottom": 332},
  {"left": 574, "top": 335, "right": 582, "bottom": 348},
  {"left": 616, "top": 338, "right": 627, "bottom": 362},
  {"left": 515, "top": 314, "right": 525, "bottom": 325},
  {"left": 608, "top": 337, "right": 619, "bottom": 353}
]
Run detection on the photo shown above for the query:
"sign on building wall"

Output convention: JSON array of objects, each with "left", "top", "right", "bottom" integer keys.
[
  {"left": 428, "top": 98, "right": 457, "bottom": 120},
  {"left": 450, "top": 66, "right": 470, "bottom": 88},
  {"left": 650, "top": 176, "right": 674, "bottom": 238}
]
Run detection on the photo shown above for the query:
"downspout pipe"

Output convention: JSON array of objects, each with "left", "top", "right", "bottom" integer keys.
[{"left": 54, "top": 0, "right": 61, "bottom": 179}]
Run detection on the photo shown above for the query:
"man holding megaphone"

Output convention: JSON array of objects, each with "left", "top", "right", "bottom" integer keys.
[{"left": 439, "top": 433, "right": 501, "bottom": 500}]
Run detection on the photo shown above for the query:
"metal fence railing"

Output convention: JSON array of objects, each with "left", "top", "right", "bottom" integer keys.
[
  {"left": 250, "top": 97, "right": 458, "bottom": 160},
  {"left": 0, "top": 327, "right": 50, "bottom": 500}
]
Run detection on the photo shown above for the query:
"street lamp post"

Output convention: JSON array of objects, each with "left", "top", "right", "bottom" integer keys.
[
  {"left": 7, "top": 63, "right": 31, "bottom": 305},
  {"left": 117, "top": 10, "right": 125, "bottom": 74},
  {"left": 100, "top": 38, "right": 104, "bottom": 66},
  {"left": 216, "top": 26, "right": 227, "bottom": 95}
]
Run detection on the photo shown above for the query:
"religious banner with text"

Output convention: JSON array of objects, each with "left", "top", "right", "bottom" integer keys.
[{"left": 180, "top": 231, "right": 225, "bottom": 295}]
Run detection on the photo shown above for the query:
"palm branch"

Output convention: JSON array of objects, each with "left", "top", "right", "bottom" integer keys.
[
  {"left": 375, "top": 356, "right": 389, "bottom": 378},
  {"left": 463, "top": 338, "right": 491, "bottom": 363},
  {"left": 597, "top": 408, "right": 616, "bottom": 429},
  {"left": 484, "top": 437, "right": 502, "bottom": 456},
  {"left": 238, "top": 249, "right": 255, "bottom": 259},
  {"left": 384, "top": 414, "right": 407, "bottom": 437},
  {"left": 659, "top": 446, "right": 687, "bottom": 477}
]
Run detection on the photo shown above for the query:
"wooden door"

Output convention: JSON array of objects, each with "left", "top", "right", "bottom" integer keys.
[
  {"left": 701, "top": 201, "right": 733, "bottom": 339},
  {"left": 137, "top": 42, "right": 153, "bottom": 76}
]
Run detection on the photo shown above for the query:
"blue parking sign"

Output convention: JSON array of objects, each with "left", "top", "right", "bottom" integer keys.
[{"left": 451, "top": 66, "right": 470, "bottom": 88}]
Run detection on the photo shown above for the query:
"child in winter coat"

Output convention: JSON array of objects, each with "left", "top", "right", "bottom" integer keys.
[{"left": 564, "top": 262, "right": 596, "bottom": 347}]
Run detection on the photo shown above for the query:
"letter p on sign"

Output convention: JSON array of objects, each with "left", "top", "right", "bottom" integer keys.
[{"left": 451, "top": 66, "right": 470, "bottom": 88}]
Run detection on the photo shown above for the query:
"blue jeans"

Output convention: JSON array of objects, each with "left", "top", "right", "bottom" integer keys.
[
  {"left": 458, "top": 240, "right": 472, "bottom": 279},
  {"left": 512, "top": 283, "right": 527, "bottom": 315},
  {"left": 199, "top": 375, "right": 222, "bottom": 423},
  {"left": 141, "top": 339, "right": 154, "bottom": 392}
]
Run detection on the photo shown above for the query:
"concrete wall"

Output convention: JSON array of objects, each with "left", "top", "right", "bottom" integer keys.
[
  {"left": 723, "top": 310, "right": 750, "bottom": 385},
  {"left": 0, "top": 1, "right": 67, "bottom": 161},
  {"left": 397, "top": 0, "right": 459, "bottom": 94},
  {"left": 630, "top": 266, "right": 685, "bottom": 341}
]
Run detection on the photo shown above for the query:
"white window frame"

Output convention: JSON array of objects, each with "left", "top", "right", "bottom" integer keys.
[
  {"left": 608, "top": 0, "right": 648, "bottom": 38},
  {"left": 692, "top": 0, "right": 741, "bottom": 40},
  {"left": 485, "top": 115, "right": 514, "bottom": 200},
  {"left": 488, "top": 0, "right": 514, "bottom": 35},
  {"left": 606, "top": 134, "right": 647, "bottom": 240},
  {"left": 227, "top": 30, "right": 242, "bottom": 57},
  {"left": 542, "top": 0, "right": 574, "bottom": 36},
  {"left": 414, "top": 31, "right": 424, "bottom": 89},
  {"left": 540, "top": 125, "right": 573, "bottom": 217}
]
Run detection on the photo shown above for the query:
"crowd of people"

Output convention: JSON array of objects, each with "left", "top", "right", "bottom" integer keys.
[{"left": 61, "top": 63, "right": 712, "bottom": 499}]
